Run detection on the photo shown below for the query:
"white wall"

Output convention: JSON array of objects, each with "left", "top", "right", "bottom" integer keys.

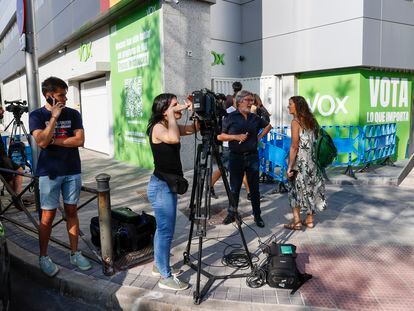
[
  {"left": 211, "top": 0, "right": 414, "bottom": 78},
  {"left": 363, "top": 0, "right": 414, "bottom": 69},
  {"left": 0, "top": 0, "right": 16, "bottom": 36},
  {"left": 1, "top": 27, "right": 111, "bottom": 139},
  {"left": 210, "top": 0, "right": 243, "bottom": 78}
]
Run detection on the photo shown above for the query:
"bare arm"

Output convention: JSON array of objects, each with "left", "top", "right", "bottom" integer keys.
[
  {"left": 53, "top": 129, "right": 84, "bottom": 147},
  {"left": 217, "top": 133, "right": 247, "bottom": 143},
  {"left": 288, "top": 120, "right": 301, "bottom": 176},
  {"left": 258, "top": 124, "right": 272, "bottom": 141},
  {"left": 179, "top": 119, "right": 200, "bottom": 136},
  {"left": 152, "top": 109, "right": 181, "bottom": 144},
  {"left": 32, "top": 118, "right": 58, "bottom": 149},
  {"left": 31, "top": 104, "right": 64, "bottom": 148}
]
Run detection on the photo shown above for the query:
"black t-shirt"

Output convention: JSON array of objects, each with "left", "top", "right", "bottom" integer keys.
[
  {"left": 29, "top": 106, "right": 83, "bottom": 177},
  {"left": 222, "top": 110, "right": 268, "bottom": 154},
  {"left": 149, "top": 128, "right": 183, "bottom": 177}
]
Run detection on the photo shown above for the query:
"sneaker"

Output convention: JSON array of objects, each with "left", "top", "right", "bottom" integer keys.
[
  {"left": 222, "top": 213, "right": 236, "bottom": 225},
  {"left": 152, "top": 265, "right": 183, "bottom": 277},
  {"left": 158, "top": 276, "right": 190, "bottom": 291},
  {"left": 210, "top": 187, "right": 218, "bottom": 199},
  {"left": 70, "top": 251, "right": 92, "bottom": 271},
  {"left": 254, "top": 215, "right": 265, "bottom": 228},
  {"left": 39, "top": 256, "right": 59, "bottom": 277}
]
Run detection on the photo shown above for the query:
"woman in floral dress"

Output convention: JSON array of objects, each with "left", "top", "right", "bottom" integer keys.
[{"left": 284, "top": 96, "right": 327, "bottom": 230}]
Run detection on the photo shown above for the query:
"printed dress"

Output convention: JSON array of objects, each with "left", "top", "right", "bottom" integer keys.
[{"left": 288, "top": 127, "right": 327, "bottom": 214}]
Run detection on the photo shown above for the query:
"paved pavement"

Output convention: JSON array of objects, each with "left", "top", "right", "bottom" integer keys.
[{"left": 2, "top": 149, "right": 414, "bottom": 310}]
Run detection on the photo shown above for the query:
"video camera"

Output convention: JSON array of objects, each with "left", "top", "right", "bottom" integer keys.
[
  {"left": 191, "top": 89, "right": 227, "bottom": 136},
  {"left": 4, "top": 100, "right": 28, "bottom": 121}
]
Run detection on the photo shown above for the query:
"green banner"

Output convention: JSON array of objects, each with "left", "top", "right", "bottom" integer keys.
[
  {"left": 360, "top": 70, "right": 412, "bottom": 159},
  {"left": 298, "top": 69, "right": 361, "bottom": 126},
  {"left": 109, "top": 2, "right": 161, "bottom": 168},
  {"left": 298, "top": 69, "right": 413, "bottom": 160}
]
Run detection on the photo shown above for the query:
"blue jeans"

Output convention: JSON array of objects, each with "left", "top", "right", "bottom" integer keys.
[
  {"left": 39, "top": 174, "right": 82, "bottom": 210},
  {"left": 147, "top": 175, "right": 177, "bottom": 278},
  {"left": 228, "top": 152, "right": 261, "bottom": 216}
]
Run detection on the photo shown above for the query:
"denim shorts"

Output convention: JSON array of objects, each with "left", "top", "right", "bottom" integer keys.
[{"left": 39, "top": 174, "right": 82, "bottom": 210}]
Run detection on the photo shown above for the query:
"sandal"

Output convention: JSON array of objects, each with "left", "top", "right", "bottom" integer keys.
[
  {"left": 302, "top": 214, "right": 314, "bottom": 228},
  {"left": 302, "top": 220, "right": 314, "bottom": 228},
  {"left": 284, "top": 222, "right": 302, "bottom": 230}
]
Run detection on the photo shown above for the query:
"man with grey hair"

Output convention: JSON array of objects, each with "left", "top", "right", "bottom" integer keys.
[{"left": 217, "top": 90, "right": 272, "bottom": 227}]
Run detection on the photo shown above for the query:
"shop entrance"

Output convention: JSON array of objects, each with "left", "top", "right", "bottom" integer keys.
[{"left": 80, "top": 77, "right": 110, "bottom": 154}]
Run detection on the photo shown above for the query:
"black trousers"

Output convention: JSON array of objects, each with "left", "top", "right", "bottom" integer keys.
[{"left": 227, "top": 151, "right": 261, "bottom": 216}]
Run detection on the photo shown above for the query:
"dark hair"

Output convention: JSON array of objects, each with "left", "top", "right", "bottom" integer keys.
[
  {"left": 225, "top": 95, "right": 234, "bottom": 109},
  {"left": 41, "top": 77, "right": 68, "bottom": 96},
  {"left": 232, "top": 81, "right": 242, "bottom": 94},
  {"left": 146, "top": 93, "right": 177, "bottom": 135},
  {"left": 290, "top": 96, "right": 319, "bottom": 132}
]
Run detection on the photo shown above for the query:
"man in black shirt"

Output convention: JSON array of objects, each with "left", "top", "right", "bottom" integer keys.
[{"left": 217, "top": 90, "right": 272, "bottom": 227}]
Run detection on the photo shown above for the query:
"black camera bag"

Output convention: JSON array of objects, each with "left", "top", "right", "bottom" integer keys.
[
  {"left": 264, "top": 243, "right": 312, "bottom": 294},
  {"left": 90, "top": 208, "right": 156, "bottom": 259}
]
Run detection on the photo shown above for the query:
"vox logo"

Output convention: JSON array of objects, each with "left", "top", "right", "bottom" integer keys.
[
  {"left": 79, "top": 42, "right": 92, "bottom": 62},
  {"left": 307, "top": 93, "right": 349, "bottom": 117},
  {"left": 211, "top": 51, "right": 225, "bottom": 66}
]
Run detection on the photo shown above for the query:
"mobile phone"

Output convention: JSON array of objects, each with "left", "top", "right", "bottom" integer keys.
[
  {"left": 46, "top": 96, "right": 56, "bottom": 106},
  {"left": 288, "top": 169, "right": 298, "bottom": 181}
]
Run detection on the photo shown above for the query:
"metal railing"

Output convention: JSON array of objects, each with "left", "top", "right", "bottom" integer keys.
[
  {"left": 260, "top": 123, "right": 397, "bottom": 181},
  {"left": 0, "top": 169, "right": 115, "bottom": 276}
]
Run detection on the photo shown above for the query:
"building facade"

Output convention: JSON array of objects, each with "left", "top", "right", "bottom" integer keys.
[
  {"left": 1, "top": 0, "right": 414, "bottom": 171},
  {"left": 0, "top": 0, "right": 214, "bottom": 170},
  {"left": 211, "top": 0, "right": 414, "bottom": 159}
]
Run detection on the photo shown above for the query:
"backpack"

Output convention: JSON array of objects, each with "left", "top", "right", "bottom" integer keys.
[
  {"left": 314, "top": 128, "right": 337, "bottom": 168},
  {"left": 90, "top": 208, "right": 156, "bottom": 259},
  {"left": 7, "top": 141, "right": 27, "bottom": 169},
  {"left": 264, "top": 242, "right": 312, "bottom": 294}
]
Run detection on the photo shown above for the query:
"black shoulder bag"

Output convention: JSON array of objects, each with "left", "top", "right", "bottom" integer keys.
[{"left": 158, "top": 172, "right": 189, "bottom": 195}]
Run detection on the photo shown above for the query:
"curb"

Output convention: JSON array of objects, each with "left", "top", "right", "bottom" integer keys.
[{"left": 7, "top": 240, "right": 310, "bottom": 311}]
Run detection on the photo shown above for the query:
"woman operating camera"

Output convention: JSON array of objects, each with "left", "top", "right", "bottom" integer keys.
[{"left": 146, "top": 93, "right": 197, "bottom": 291}]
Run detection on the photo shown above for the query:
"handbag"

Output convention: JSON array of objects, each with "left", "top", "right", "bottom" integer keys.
[{"left": 157, "top": 172, "right": 189, "bottom": 195}]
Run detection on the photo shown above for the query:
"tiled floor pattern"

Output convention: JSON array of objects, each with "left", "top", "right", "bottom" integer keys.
[{"left": 5, "top": 220, "right": 414, "bottom": 310}]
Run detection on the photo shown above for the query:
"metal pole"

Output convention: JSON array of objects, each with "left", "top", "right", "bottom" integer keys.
[
  {"left": 24, "top": 0, "right": 41, "bottom": 173},
  {"left": 96, "top": 173, "right": 114, "bottom": 276}
]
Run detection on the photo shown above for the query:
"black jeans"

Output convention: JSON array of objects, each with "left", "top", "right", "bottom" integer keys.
[{"left": 228, "top": 151, "right": 261, "bottom": 216}]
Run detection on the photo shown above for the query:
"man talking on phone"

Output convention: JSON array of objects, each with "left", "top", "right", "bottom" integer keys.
[
  {"left": 29, "top": 76, "right": 91, "bottom": 277},
  {"left": 217, "top": 90, "right": 272, "bottom": 228}
]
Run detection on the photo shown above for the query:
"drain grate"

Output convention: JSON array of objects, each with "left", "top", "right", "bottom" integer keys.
[{"left": 114, "top": 245, "right": 154, "bottom": 270}]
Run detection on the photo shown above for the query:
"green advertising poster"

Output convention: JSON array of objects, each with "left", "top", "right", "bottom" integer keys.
[
  {"left": 109, "top": 1, "right": 161, "bottom": 168},
  {"left": 298, "top": 69, "right": 361, "bottom": 126},
  {"left": 298, "top": 69, "right": 413, "bottom": 160},
  {"left": 360, "top": 70, "right": 412, "bottom": 159}
]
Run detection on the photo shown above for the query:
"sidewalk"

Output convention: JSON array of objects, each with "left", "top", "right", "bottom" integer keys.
[{"left": 3, "top": 149, "right": 414, "bottom": 310}]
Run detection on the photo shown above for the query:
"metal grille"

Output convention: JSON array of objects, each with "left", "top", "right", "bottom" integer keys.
[{"left": 114, "top": 245, "right": 154, "bottom": 271}]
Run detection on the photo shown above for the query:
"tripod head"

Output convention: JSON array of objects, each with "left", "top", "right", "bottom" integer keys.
[{"left": 4, "top": 100, "right": 28, "bottom": 123}]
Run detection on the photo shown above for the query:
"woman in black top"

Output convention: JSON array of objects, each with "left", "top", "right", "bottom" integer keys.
[{"left": 146, "top": 93, "right": 196, "bottom": 291}]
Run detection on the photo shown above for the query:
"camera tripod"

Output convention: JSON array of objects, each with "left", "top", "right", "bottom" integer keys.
[
  {"left": 183, "top": 126, "right": 254, "bottom": 305},
  {"left": 4, "top": 111, "right": 32, "bottom": 161},
  {"left": 4, "top": 116, "right": 30, "bottom": 145}
]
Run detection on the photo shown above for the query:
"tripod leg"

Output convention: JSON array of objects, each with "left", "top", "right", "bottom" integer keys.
[
  {"left": 212, "top": 147, "right": 237, "bottom": 212},
  {"left": 212, "top": 146, "right": 253, "bottom": 269},
  {"left": 193, "top": 235, "right": 204, "bottom": 305},
  {"left": 184, "top": 144, "right": 203, "bottom": 263}
]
